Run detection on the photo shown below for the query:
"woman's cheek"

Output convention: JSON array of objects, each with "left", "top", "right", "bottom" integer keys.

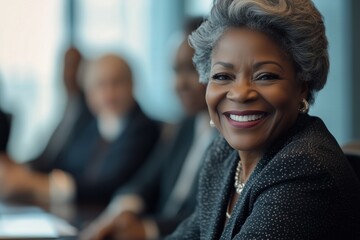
[
  {"left": 260, "top": 85, "right": 298, "bottom": 111},
  {"left": 206, "top": 82, "right": 227, "bottom": 124}
]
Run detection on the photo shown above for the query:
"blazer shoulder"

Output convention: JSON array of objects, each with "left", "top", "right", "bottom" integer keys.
[{"left": 251, "top": 115, "right": 356, "bottom": 196}]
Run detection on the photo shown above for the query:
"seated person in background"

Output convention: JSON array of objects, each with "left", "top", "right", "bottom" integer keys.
[
  {"left": 31, "top": 47, "right": 94, "bottom": 172},
  {"left": 0, "top": 53, "right": 161, "bottom": 207},
  {"left": 80, "top": 17, "right": 215, "bottom": 240},
  {"left": 0, "top": 46, "right": 92, "bottom": 201}
]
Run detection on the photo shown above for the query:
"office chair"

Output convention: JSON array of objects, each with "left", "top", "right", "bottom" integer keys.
[{"left": 345, "top": 153, "right": 360, "bottom": 181}]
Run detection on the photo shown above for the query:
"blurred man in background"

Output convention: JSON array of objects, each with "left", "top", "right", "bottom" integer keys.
[
  {"left": 0, "top": 47, "right": 92, "bottom": 203},
  {"left": 30, "top": 47, "right": 94, "bottom": 172},
  {"left": 0, "top": 53, "right": 160, "bottom": 208}
]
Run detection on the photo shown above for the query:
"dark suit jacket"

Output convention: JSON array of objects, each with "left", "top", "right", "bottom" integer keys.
[
  {"left": 117, "top": 117, "right": 211, "bottom": 236},
  {"left": 0, "top": 109, "right": 11, "bottom": 152},
  {"left": 30, "top": 94, "right": 94, "bottom": 170},
  {"left": 33, "top": 103, "right": 160, "bottom": 204},
  {"left": 167, "top": 114, "right": 360, "bottom": 240}
]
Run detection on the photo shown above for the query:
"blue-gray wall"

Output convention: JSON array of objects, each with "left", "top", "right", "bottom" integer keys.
[{"left": 309, "top": 0, "right": 352, "bottom": 144}]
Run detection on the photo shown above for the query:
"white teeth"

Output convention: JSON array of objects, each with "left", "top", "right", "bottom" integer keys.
[{"left": 229, "top": 114, "right": 264, "bottom": 122}]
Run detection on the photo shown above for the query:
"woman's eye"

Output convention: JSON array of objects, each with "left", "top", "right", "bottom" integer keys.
[
  {"left": 211, "top": 73, "right": 233, "bottom": 81},
  {"left": 255, "top": 73, "right": 279, "bottom": 81}
]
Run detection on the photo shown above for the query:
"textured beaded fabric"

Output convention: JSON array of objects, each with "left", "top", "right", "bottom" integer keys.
[{"left": 166, "top": 114, "right": 360, "bottom": 240}]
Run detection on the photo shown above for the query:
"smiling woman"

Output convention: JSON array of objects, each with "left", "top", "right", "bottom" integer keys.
[
  {"left": 208, "top": 28, "right": 305, "bottom": 155},
  {"left": 166, "top": 0, "right": 360, "bottom": 239}
]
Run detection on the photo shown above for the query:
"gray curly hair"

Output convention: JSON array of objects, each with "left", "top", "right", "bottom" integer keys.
[{"left": 189, "top": 0, "right": 329, "bottom": 104}]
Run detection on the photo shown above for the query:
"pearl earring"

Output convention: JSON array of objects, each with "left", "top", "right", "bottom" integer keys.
[
  {"left": 299, "top": 98, "right": 309, "bottom": 114},
  {"left": 210, "top": 120, "right": 215, "bottom": 127}
]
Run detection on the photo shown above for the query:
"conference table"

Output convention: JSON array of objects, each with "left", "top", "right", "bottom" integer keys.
[{"left": 0, "top": 201, "right": 105, "bottom": 239}]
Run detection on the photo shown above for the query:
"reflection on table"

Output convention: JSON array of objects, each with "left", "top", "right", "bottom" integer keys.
[{"left": 0, "top": 201, "right": 105, "bottom": 239}]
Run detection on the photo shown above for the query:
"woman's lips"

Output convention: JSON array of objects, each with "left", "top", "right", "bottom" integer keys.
[{"left": 223, "top": 110, "right": 268, "bottom": 129}]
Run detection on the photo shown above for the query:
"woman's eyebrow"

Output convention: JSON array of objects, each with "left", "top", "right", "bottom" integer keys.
[
  {"left": 212, "top": 61, "right": 234, "bottom": 69},
  {"left": 253, "top": 61, "right": 284, "bottom": 71}
]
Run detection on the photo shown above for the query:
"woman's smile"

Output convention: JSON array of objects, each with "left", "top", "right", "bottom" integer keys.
[{"left": 223, "top": 110, "right": 268, "bottom": 129}]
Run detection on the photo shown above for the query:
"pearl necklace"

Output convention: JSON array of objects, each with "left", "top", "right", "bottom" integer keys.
[
  {"left": 234, "top": 160, "right": 245, "bottom": 194},
  {"left": 226, "top": 160, "right": 245, "bottom": 219}
]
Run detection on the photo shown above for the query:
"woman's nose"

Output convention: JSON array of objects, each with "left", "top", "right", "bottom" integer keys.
[{"left": 226, "top": 78, "right": 258, "bottom": 103}]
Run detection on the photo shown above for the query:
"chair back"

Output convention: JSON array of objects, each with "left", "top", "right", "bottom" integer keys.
[{"left": 345, "top": 153, "right": 360, "bottom": 181}]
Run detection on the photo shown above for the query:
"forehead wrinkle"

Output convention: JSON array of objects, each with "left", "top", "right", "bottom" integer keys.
[
  {"left": 252, "top": 60, "right": 284, "bottom": 72},
  {"left": 212, "top": 61, "right": 234, "bottom": 69},
  {"left": 211, "top": 46, "right": 254, "bottom": 75}
]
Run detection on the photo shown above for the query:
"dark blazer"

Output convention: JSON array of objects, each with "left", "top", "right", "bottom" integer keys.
[
  {"left": 117, "top": 116, "right": 212, "bottom": 237},
  {"left": 30, "top": 94, "right": 94, "bottom": 171},
  {"left": 33, "top": 103, "right": 160, "bottom": 204},
  {"left": 0, "top": 109, "right": 11, "bottom": 152},
  {"left": 167, "top": 114, "right": 360, "bottom": 240}
]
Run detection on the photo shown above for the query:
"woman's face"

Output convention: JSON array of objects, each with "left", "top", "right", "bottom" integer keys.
[{"left": 207, "top": 27, "right": 307, "bottom": 154}]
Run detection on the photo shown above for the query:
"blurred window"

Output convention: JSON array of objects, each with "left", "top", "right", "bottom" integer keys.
[
  {"left": 185, "top": 0, "right": 212, "bottom": 16},
  {"left": 0, "top": 0, "right": 66, "bottom": 161}
]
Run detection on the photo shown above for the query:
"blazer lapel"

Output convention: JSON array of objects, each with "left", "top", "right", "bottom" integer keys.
[
  {"left": 204, "top": 150, "right": 238, "bottom": 240},
  {"left": 223, "top": 157, "right": 268, "bottom": 238},
  {"left": 222, "top": 134, "right": 294, "bottom": 238}
]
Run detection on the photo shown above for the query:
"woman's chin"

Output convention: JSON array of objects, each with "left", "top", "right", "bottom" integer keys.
[{"left": 224, "top": 135, "right": 266, "bottom": 154}]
